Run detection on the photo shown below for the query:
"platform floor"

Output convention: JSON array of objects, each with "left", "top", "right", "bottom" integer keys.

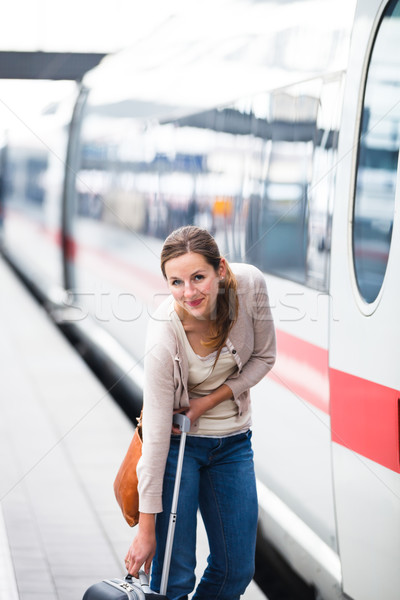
[{"left": 0, "top": 257, "right": 266, "bottom": 600}]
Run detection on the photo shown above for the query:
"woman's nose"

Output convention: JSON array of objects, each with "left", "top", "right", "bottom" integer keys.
[{"left": 183, "top": 281, "right": 196, "bottom": 298}]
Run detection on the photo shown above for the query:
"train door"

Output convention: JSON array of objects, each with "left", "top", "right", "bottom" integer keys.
[{"left": 330, "top": 1, "right": 400, "bottom": 598}]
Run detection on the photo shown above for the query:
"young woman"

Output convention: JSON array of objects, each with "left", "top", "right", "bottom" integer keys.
[{"left": 125, "top": 225, "right": 276, "bottom": 600}]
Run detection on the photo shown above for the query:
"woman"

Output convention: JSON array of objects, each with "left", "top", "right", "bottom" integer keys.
[{"left": 125, "top": 226, "right": 276, "bottom": 600}]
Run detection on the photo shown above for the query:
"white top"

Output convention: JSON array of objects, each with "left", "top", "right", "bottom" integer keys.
[{"left": 170, "top": 309, "right": 252, "bottom": 436}]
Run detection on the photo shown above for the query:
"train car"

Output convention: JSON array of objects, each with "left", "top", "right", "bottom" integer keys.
[
  {"left": 0, "top": 83, "right": 78, "bottom": 305},
  {"left": 1, "top": 1, "right": 399, "bottom": 599}
]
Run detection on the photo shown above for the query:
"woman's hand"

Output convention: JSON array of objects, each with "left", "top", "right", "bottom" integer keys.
[
  {"left": 172, "top": 384, "right": 233, "bottom": 432},
  {"left": 125, "top": 513, "right": 156, "bottom": 577},
  {"left": 184, "top": 396, "right": 210, "bottom": 423},
  {"left": 172, "top": 397, "right": 209, "bottom": 432}
]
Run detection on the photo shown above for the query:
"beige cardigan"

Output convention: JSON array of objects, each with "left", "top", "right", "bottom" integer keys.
[{"left": 137, "top": 263, "right": 276, "bottom": 514}]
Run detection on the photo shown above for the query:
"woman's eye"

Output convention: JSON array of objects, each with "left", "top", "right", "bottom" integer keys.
[
  {"left": 194, "top": 274, "right": 204, "bottom": 281},
  {"left": 171, "top": 279, "right": 182, "bottom": 286}
]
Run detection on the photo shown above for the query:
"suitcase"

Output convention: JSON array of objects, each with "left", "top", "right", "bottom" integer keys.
[{"left": 82, "top": 413, "right": 191, "bottom": 600}]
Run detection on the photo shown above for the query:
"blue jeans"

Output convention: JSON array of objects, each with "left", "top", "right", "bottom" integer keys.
[{"left": 151, "top": 430, "right": 258, "bottom": 600}]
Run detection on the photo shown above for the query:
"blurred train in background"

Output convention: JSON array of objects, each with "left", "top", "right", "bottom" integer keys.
[{"left": 1, "top": 0, "right": 399, "bottom": 599}]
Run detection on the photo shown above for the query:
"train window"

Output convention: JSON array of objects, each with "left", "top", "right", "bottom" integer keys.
[
  {"left": 245, "top": 79, "right": 342, "bottom": 290},
  {"left": 246, "top": 87, "right": 318, "bottom": 285},
  {"left": 306, "top": 78, "right": 343, "bottom": 290},
  {"left": 245, "top": 91, "right": 305, "bottom": 283},
  {"left": 352, "top": 0, "right": 400, "bottom": 303},
  {"left": 73, "top": 77, "right": 340, "bottom": 291}
]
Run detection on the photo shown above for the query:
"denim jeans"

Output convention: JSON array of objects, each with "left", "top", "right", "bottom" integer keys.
[{"left": 150, "top": 430, "right": 258, "bottom": 600}]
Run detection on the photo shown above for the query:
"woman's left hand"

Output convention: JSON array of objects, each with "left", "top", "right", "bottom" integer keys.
[
  {"left": 172, "top": 396, "right": 211, "bottom": 433},
  {"left": 172, "top": 384, "right": 233, "bottom": 433}
]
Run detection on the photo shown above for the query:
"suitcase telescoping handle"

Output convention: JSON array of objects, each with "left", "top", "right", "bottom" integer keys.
[
  {"left": 136, "top": 414, "right": 190, "bottom": 597},
  {"left": 159, "top": 413, "right": 191, "bottom": 596}
]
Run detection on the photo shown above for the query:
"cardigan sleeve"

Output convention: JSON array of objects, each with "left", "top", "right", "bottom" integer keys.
[
  {"left": 225, "top": 267, "right": 276, "bottom": 400},
  {"left": 136, "top": 325, "right": 176, "bottom": 514}
]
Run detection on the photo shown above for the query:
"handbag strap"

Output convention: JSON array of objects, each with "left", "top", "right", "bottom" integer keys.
[{"left": 136, "top": 409, "right": 143, "bottom": 440}]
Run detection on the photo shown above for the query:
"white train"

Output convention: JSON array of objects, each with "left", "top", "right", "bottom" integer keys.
[{"left": 1, "top": 1, "right": 399, "bottom": 598}]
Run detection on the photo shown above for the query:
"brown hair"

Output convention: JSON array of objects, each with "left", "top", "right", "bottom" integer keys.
[{"left": 161, "top": 226, "right": 238, "bottom": 351}]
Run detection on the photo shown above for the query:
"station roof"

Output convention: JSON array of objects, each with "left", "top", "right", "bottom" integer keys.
[{"left": 0, "top": 51, "right": 106, "bottom": 81}]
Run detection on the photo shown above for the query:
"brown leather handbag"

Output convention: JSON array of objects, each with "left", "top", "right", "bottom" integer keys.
[{"left": 113, "top": 411, "right": 143, "bottom": 527}]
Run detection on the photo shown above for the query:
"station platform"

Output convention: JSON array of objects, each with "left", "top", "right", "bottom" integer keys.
[{"left": 0, "top": 256, "right": 266, "bottom": 600}]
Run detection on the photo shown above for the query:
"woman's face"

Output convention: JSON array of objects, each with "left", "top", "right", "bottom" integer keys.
[{"left": 164, "top": 252, "right": 226, "bottom": 320}]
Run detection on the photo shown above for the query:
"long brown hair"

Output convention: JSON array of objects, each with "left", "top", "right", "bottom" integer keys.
[{"left": 161, "top": 226, "right": 238, "bottom": 350}]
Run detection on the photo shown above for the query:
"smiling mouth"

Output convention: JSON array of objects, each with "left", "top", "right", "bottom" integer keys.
[{"left": 187, "top": 298, "right": 203, "bottom": 308}]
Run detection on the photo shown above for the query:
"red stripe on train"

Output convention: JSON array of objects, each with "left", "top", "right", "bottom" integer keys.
[
  {"left": 270, "top": 329, "right": 330, "bottom": 414},
  {"left": 330, "top": 369, "right": 400, "bottom": 473},
  {"left": 270, "top": 331, "right": 400, "bottom": 474},
  {"left": 64, "top": 234, "right": 77, "bottom": 262}
]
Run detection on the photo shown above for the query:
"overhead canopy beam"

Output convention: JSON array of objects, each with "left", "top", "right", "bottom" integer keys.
[{"left": 0, "top": 51, "right": 107, "bottom": 81}]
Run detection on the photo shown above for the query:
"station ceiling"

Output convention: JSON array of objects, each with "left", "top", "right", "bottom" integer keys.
[{"left": 0, "top": 51, "right": 107, "bottom": 81}]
